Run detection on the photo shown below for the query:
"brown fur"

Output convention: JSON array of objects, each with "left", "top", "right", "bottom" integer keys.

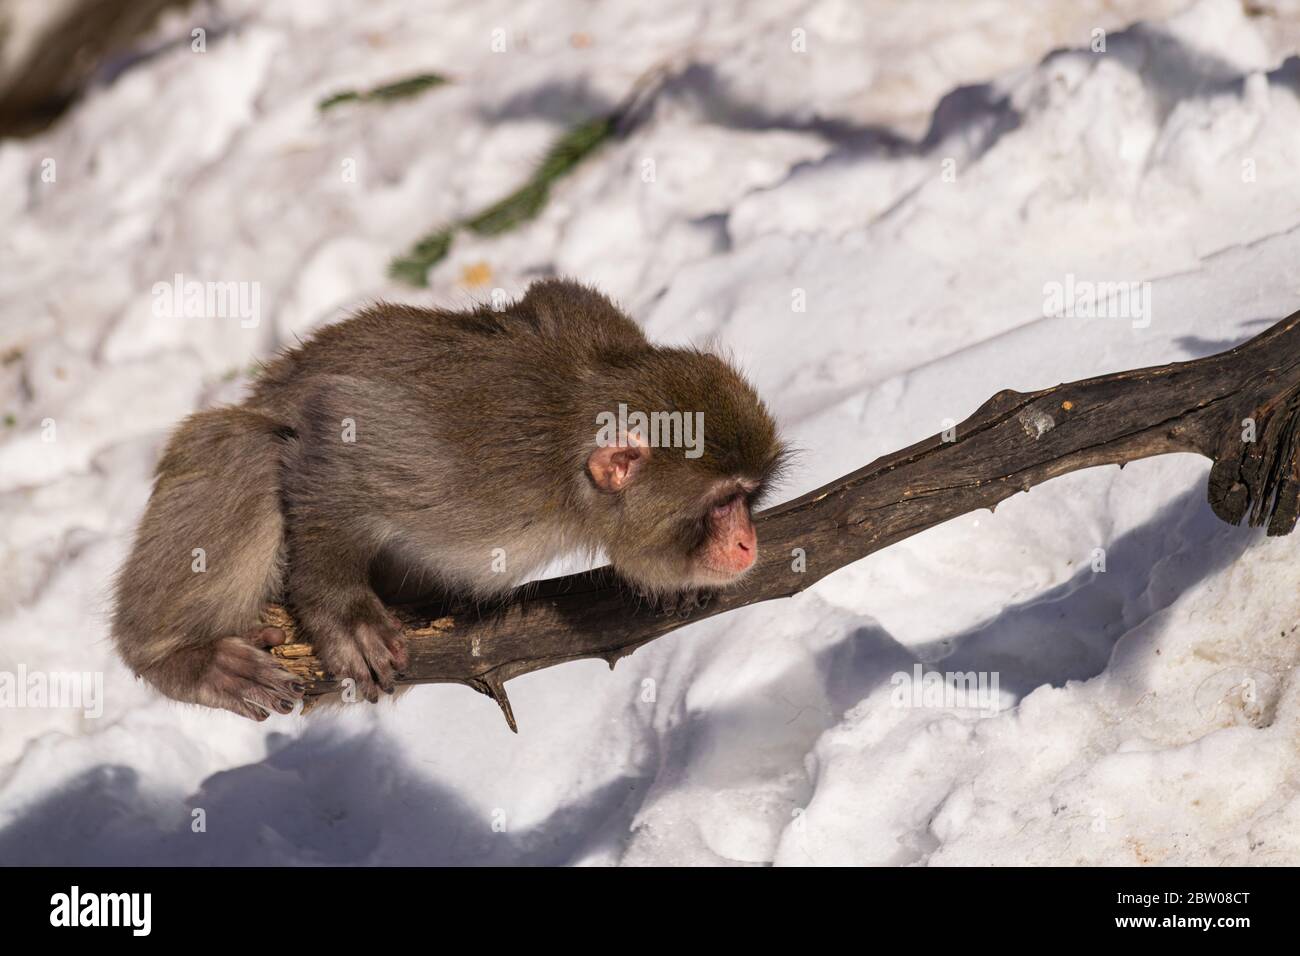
[{"left": 112, "top": 279, "right": 786, "bottom": 718}]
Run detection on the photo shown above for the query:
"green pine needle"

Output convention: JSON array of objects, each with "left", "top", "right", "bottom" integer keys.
[
  {"left": 318, "top": 90, "right": 361, "bottom": 110},
  {"left": 320, "top": 72, "right": 448, "bottom": 111},
  {"left": 390, "top": 114, "right": 617, "bottom": 285},
  {"left": 388, "top": 228, "right": 455, "bottom": 285},
  {"left": 464, "top": 180, "right": 550, "bottom": 237},
  {"left": 466, "top": 115, "right": 615, "bottom": 237}
]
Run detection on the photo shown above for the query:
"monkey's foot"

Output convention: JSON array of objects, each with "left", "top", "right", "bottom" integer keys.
[
  {"left": 158, "top": 626, "right": 306, "bottom": 722},
  {"left": 308, "top": 600, "right": 409, "bottom": 704}
]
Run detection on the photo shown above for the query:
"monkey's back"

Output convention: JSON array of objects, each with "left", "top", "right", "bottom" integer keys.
[{"left": 245, "top": 280, "right": 648, "bottom": 594}]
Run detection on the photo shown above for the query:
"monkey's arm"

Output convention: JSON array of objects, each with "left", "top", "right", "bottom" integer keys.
[
  {"left": 263, "top": 308, "right": 1300, "bottom": 731},
  {"left": 278, "top": 377, "right": 418, "bottom": 701}
]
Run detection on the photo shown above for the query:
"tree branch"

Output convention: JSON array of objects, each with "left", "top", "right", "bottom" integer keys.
[{"left": 268, "top": 309, "right": 1300, "bottom": 730}]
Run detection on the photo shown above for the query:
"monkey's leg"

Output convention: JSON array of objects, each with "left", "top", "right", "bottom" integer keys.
[
  {"left": 283, "top": 527, "right": 409, "bottom": 703},
  {"left": 112, "top": 407, "right": 305, "bottom": 720}
]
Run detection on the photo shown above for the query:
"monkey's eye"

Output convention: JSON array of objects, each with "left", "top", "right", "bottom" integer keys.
[{"left": 711, "top": 494, "right": 741, "bottom": 518}]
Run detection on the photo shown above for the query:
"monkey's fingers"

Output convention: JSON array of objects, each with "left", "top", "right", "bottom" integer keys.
[
  {"left": 652, "top": 588, "right": 715, "bottom": 618},
  {"left": 206, "top": 635, "right": 306, "bottom": 721},
  {"left": 691, "top": 589, "right": 716, "bottom": 610},
  {"left": 355, "top": 620, "right": 408, "bottom": 698},
  {"left": 316, "top": 621, "right": 407, "bottom": 702}
]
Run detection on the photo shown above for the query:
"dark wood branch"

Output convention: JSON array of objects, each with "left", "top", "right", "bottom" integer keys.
[{"left": 269, "top": 309, "right": 1300, "bottom": 729}]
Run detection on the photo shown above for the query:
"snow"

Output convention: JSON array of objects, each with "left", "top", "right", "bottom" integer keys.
[{"left": 3, "top": 0, "right": 1300, "bottom": 865}]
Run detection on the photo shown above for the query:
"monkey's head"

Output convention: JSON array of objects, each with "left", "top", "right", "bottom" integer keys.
[{"left": 582, "top": 347, "right": 788, "bottom": 595}]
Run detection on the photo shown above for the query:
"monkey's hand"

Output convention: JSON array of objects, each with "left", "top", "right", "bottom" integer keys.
[
  {"left": 647, "top": 588, "right": 715, "bottom": 619},
  {"left": 294, "top": 590, "right": 409, "bottom": 704}
]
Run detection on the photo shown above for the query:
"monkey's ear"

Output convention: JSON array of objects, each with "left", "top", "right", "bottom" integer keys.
[{"left": 587, "top": 441, "right": 649, "bottom": 492}]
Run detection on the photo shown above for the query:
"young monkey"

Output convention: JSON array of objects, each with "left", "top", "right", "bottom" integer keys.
[{"left": 112, "top": 279, "right": 787, "bottom": 720}]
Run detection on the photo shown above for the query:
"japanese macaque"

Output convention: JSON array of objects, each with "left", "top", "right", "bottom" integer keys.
[{"left": 112, "top": 279, "right": 787, "bottom": 720}]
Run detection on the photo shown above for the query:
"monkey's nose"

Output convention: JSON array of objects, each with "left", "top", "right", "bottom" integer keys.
[
  {"left": 730, "top": 529, "right": 756, "bottom": 571},
  {"left": 707, "top": 494, "right": 757, "bottom": 574}
]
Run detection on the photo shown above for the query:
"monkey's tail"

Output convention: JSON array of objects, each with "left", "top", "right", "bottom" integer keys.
[{"left": 111, "top": 406, "right": 295, "bottom": 678}]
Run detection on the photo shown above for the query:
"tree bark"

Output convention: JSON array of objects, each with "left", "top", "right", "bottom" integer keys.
[{"left": 268, "top": 309, "right": 1300, "bottom": 730}]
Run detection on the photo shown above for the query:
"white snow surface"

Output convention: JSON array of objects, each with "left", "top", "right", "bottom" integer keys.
[{"left": 4, "top": 0, "right": 1300, "bottom": 865}]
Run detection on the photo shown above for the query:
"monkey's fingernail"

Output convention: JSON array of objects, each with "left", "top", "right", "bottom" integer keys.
[
  {"left": 290, "top": 683, "right": 305, "bottom": 694},
  {"left": 278, "top": 699, "right": 293, "bottom": 712},
  {"left": 383, "top": 685, "right": 395, "bottom": 695}
]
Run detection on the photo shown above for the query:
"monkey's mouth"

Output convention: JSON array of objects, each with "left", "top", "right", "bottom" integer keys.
[{"left": 693, "top": 552, "right": 758, "bottom": 586}]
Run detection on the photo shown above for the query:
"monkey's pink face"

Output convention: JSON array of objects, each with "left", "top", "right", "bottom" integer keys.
[
  {"left": 692, "top": 489, "right": 759, "bottom": 583},
  {"left": 588, "top": 434, "right": 764, "bottom": 592}
]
